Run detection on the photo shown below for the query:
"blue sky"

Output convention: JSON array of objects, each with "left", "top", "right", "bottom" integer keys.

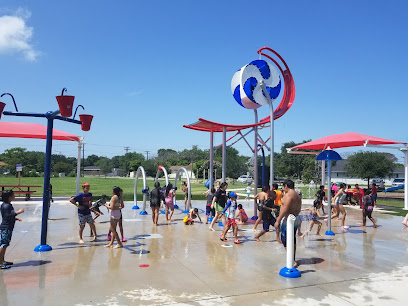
[{"left": 0, "top": 0, "right": 407, "bottom": 163}]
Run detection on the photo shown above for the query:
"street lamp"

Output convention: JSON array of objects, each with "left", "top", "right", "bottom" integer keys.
[{"left": 0, "top": 88, "right": 94, "bottom": 252}]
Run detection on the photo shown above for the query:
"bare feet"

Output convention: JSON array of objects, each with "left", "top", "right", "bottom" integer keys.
[
  {"left": 297, "top": 232, "right": 303, "bottom": 236},
  {"left": 209, "top": 227, "right": 215, "bottom": 231},
  {"left": 104, "top": 244, "right": 113, "bottom": 248},
  {"left": 402, "top": 221, "right": 408, "bottom": 227},
  {"left": 300, "top": 234, "right": 306, "bottom": 239},
  {"left": 293, "top": 261, "right": 298, "bottom": 268},
  {"left": 255, "top": 237, "right": 261, "bottom": 242},
  {"left": 79, "top": 239, "right": 84, "bottom": 244},
  {"left": 113, "top": 244, "right": 123, "bottom": 249},
  {"left": 91, "top": 236, "right": 97, "bottom": 242},
  {"left": 253, "top": 228, "right": 258, "bottom": 232},
  {"left": 277, "top": 239, "right": 282, "bottom": 244},
  {"left": 373, "top": 224, "right": 377, "bottom": 228}
]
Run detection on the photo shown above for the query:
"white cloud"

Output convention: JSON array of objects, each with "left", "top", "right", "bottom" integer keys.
[{"left": 0, "top": 9, "right": 39, "bottom": 61}]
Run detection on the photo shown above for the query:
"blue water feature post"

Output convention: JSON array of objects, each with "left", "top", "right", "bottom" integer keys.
[
  {"left": 316, "top": 149, "right": 342, "bottom": 236},
  {"left": 1, "top": 89, "right": 92, "bottom": 252}
]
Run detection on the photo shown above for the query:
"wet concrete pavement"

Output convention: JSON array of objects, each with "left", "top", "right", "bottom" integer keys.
[{"left": 1, "top": 198, "right": 408, "bottom": 305}]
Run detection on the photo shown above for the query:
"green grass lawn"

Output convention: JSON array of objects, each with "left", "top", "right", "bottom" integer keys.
[{"left": 0, "top": 176, "right": 251, "bottom": 201}]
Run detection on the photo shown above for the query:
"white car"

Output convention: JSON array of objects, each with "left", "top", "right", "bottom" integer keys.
[
  {"left": 238, "top": 175, "right": 253, "bottom": 184},
  {"left": 371, "top": 178, "right": 385, "bottom": 189},
  {"left": 392, "top": 178, "right": 404, "bottom": 187}
]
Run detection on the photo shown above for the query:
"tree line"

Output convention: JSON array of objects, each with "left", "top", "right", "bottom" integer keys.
[{"left": 0, "top": 142, "right": 400, "bottom": 184}]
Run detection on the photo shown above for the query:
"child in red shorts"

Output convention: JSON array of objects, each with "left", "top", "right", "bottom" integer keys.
[{"left": 220, "top": 192, "right": 241, "bottom": 244}]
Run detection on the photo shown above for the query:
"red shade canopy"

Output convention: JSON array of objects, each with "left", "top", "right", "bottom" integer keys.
[
  {"left": 290, "top": 132, "right": 405, "bottom": 151},
  {"left": 0, "top": 122, "right": 80, "bottom": 142}
]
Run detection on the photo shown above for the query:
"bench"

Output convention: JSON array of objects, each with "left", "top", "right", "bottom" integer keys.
[{"left": 0, "top": 185, "right": 41, "bottom": 201}]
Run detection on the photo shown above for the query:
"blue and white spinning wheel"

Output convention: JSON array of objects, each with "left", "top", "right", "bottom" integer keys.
[{"left": 231, "top": 60, "right": 281, "bottom": 109}]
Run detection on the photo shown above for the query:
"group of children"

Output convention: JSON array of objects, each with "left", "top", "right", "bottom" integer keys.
[
  {"left": 69, "top": 183, "right": 127, "bottom": 248},
  {"left": 315, "top": 183, "right": 378, "bottom": 232}
]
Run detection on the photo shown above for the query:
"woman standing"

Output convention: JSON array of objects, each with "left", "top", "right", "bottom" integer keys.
[
  {"left": 150, "top": 182, "right": 164, "bottom": 226},
  {"left": 105, "top": 186, "right": 123, "bottom": 249}
]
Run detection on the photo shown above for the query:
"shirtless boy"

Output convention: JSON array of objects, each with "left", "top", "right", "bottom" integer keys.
[{"left": 274, "top": 180, "right": 302, "bottom": 268}]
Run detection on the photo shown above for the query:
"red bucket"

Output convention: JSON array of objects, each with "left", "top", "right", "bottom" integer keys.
[
  {"left": 56, "top": 95, "right": 75, "bottom": 117},
  {"left": 79, "top": 114, "right": 93, "bottom": 131},
  {"left": 0, "top": 102, "right": 5, "bottom": 119}
]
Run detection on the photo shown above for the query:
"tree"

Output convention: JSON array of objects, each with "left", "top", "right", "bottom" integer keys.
[
  {"left": 53, "top": 162, "right": 72, "bottom": 174},
  {"left": 344, "top": 151, "right": 395, "bottom": 187},
  {"left": 1, "top": 147, "right": 28, "bottom": 175},
  {"left": 214, "top": 147, "right": 249, "bottom": 179},
  {"left": 95, "top": 158, "right": 112, "bottom": 177},
  {"left": 84, "top": 154, "right": 101, "bottom": 167},
  {"left": 271, "top": 141, "right": 314, "bottom": 180}
]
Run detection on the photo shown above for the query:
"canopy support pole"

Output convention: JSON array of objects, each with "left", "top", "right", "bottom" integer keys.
[
  {"left": 209, "top": 131, "right": 214, "bottom": 189},
  {"left": 222, "top": 127, "right": 226, "bottom": 182},
  {"left": 76, "top": 138, "right": 83, "bottom": 195}
]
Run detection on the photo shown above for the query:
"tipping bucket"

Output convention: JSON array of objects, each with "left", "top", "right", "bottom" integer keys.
[
  {"left": 56, "top": 95, "right": 75, "bottom": 117},
  {"left": 0, "top": 102, "right": 5, "bottom": 119},
  {"left": 79, "top": 114, "right": 93, "bottom": 131}
]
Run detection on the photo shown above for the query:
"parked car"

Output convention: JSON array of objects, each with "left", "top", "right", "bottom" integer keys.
[
  {"left": 392, "top": 178, "right": 405, "bottom": 187},
  {"left": 237, "top": 175, "right": 253, "bottom": 184},
  {"left": 371, "top": 178, "right": 385, "bottom": 189}
]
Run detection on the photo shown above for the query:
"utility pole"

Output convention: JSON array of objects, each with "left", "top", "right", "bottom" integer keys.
[
  {"left": 124, "top": 147, "right": 130, "bottom": 174},
  {"left": 145, "top": 150, "right": 150, "bottom": 160}
]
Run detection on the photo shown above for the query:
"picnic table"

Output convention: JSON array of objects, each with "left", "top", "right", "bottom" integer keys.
[{"left": 0, "top": 185, "right": 42, "bottom": 200}]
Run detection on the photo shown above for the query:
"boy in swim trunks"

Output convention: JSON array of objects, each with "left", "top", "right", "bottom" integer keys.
[
  {"left": 274, "top": 179, "right": 302, "bottom": 268},
  {"left": 70, "top": 183, "right": 97, "bottom": 244},
  {"left": 255, "top": 190, "right": 279, "bottom": 242},
  {"left": 1, "top": 190, "right": 24, "bottom": 269}
]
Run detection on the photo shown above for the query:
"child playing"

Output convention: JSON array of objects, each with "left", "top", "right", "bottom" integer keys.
[
  {"left": 105, "top": 186, "right": 124, "bottom": 248},
  {"left": 236, "top": 204, "right": 248, "bottom": 224},
  {"left": 245, "top": 185, "right": 252, "bottom": 201},
  {"left": 183, "top": 208, "right": 202, "bottom": 224},
  {"left": 70, "top": 182, "right": 97, "bottom": 244},
  {"left": 91, "top": 195, "right": 108, "bottom": 220},
  {"left": 253, "top": 186, "right": 269, "bottom": 231},
  {"left": 205, "top": 188, "right": 216, "bottom": 224},
  {"left": 363, "top": 189, "right": 377, "bottom": 228},
  {"left": 220, "top": 192, "right": 242, "bottom": 244},
  {"left": 107, "top": 188, "right": 126, "bottom": 242},
  {"left": 1, "top": 190, "right": 24, "bottom": 269},
  {"left": 254, "top": 190, "right": 279, "bottom": 242},
  {"left": 164, "top": 183, "right": 176, "bottom": 221},
  {"left": 300, "top": 200, "right": 326, "bottom": 239}
]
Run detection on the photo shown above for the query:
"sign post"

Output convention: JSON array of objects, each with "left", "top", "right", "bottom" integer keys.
[{"left": 16, "top": 164, "right": 22, "bottom": 185}]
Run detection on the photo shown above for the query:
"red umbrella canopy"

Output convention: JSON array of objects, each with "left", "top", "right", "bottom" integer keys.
[
  {"left": 0, "top": 122, "right": 80, "bottom": 142},
  {"left": 290, "top": 132, "right": 405, "bottom": 151}
]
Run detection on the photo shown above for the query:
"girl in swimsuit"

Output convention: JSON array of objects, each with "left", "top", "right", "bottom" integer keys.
[
  {"left": 300, "top": 200, "right": 326, "bottom": 238},
  {"left": 331, "top": 183, "right": 349, "bottom": 231},
  {"left": 164, "top": 183, "right": 176, "bottom": 221},
  {"left": 105, "top": 186, "right": 123, "bottom": 248},
  {"left": 363, "top": 189, "right": 377, "bottom": 228},
  {"left": 253, "top": 186, "right": 269, "bottom": 231}
]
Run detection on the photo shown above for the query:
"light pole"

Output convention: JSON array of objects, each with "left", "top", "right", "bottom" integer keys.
[{"left": 0, "top": 89, "right": 93, "bottom": 252}]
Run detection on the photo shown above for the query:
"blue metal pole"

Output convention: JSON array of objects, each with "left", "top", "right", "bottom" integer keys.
[{"left": 35, "top": 113, "right": 57, "bottom": 252}]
